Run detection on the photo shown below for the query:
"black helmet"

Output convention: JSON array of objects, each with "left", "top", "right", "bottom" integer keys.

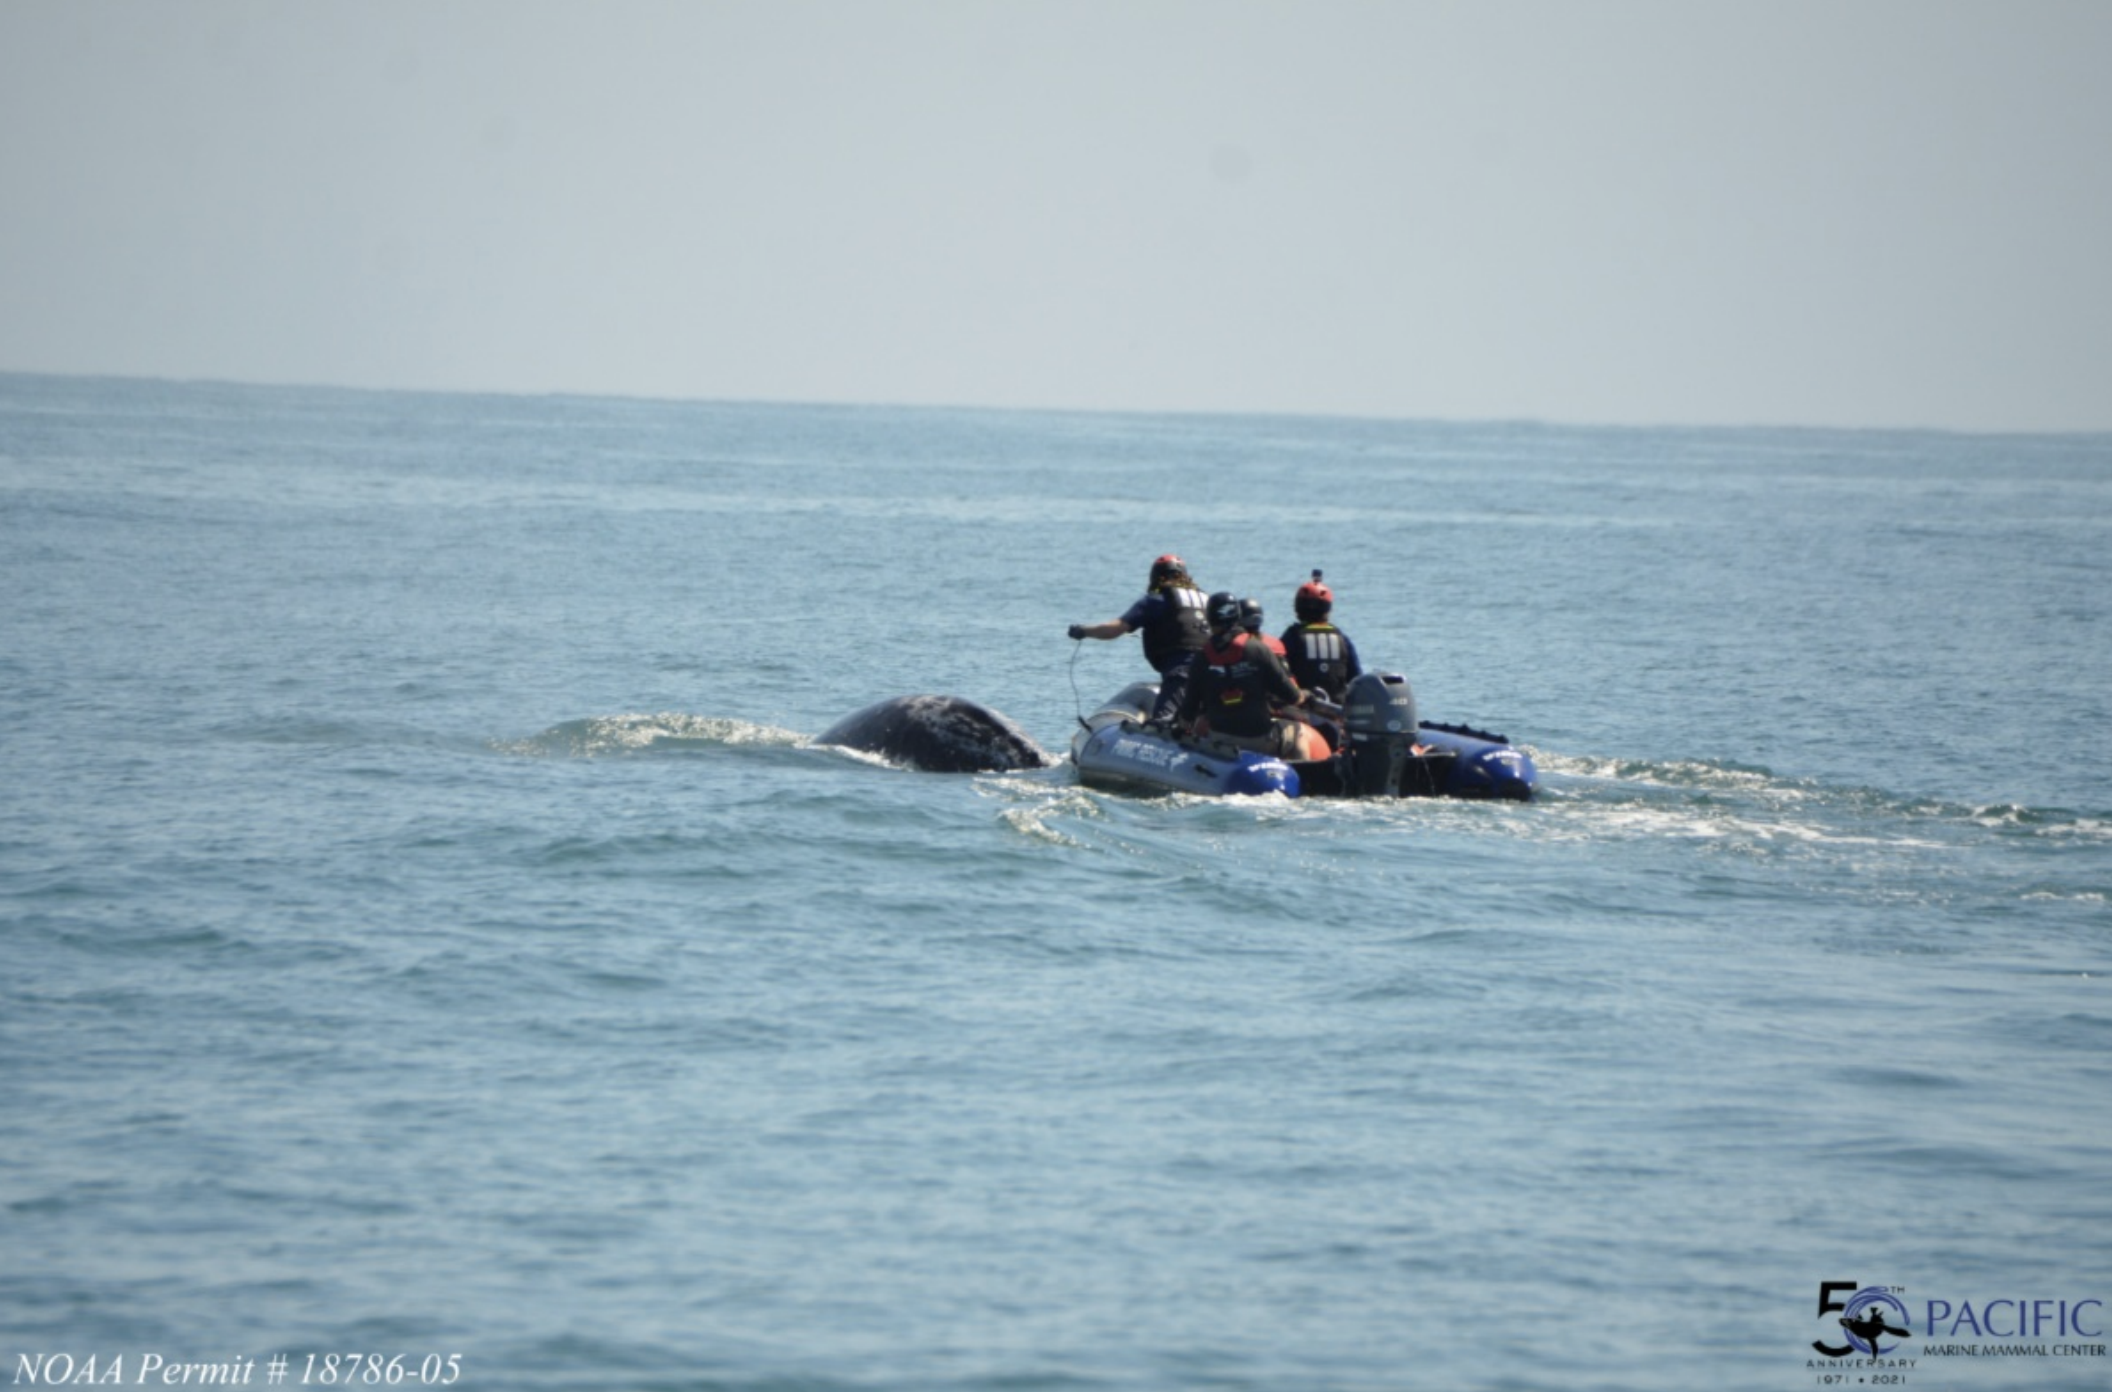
[
  {"left": 1205, "top": 590, "right": 1242, "bottom": 631},
  {"left": 1149, "top": 553, "right": 1189, "bottom": 587},
  {"left": 1238, "top": 597, "right": 1264, "bottom": 633}
]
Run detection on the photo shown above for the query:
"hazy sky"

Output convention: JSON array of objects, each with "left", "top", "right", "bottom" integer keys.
[{"left": 4, "top": 1, "right": 2109, "bottom": 431}]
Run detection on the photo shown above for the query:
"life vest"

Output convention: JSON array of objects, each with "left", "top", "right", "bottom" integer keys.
[
  {"left": 1200, "top": 632, "right": 1289, "bottom": 736},
  {"left": 1284, "top": 622, "right": 1355, "bottom": 699},
  {"left": 1140, "top": 584, "right": 1208, "bottom": 672}
]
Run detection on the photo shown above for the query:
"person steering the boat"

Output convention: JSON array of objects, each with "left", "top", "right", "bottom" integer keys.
[
  {"left": 1180, "top": 591, "right": 1331, "bottom": 762},
  {"left": 1278, "top": 570, "right": 1363, "bottom": 703},
  {"left": 1067, "top": 554, "right": 1209, "bottom": 732}
]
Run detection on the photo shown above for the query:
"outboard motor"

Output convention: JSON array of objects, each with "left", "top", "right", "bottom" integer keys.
[{"left": 1341, "top": 672, "right": 1420, "bottom": 797}]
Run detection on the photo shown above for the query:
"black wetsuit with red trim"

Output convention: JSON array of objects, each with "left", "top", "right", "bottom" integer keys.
[{"left": 1184, "top": 631, "right": 1303, "bottom": 739}]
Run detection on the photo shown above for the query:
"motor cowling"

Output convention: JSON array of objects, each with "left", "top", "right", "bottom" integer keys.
[{"left": 1340, "top": 672, "right": 1420, "bottom": 796}]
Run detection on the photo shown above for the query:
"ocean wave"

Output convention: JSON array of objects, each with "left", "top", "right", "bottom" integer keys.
[
  {"left": 496, "top": 712, "right": 807, "bottom": 758},
  {"left": 979, "top": 778, "right": 1100, "bottom": 847},
  {"left": 1536, "top": 749, "right": 2108, "bottom": 848}
]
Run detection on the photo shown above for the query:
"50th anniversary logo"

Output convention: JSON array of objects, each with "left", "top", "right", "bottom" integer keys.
[{"left": 1807, "top": 1281, "right": 2105, "bottom": 1384}]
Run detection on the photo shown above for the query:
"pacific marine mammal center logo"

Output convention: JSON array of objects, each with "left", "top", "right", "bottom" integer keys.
[{"left": 1809, "top": 1280, "right": 2107, "bottom": 1375}]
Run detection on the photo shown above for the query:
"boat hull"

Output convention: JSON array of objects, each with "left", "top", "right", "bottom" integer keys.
[
  {"left": 1068, "top": 678, "right": 1534, "bottom": 801},
  {"left": 1072, "top": 716, "right": 1302, "bottom": 798}
]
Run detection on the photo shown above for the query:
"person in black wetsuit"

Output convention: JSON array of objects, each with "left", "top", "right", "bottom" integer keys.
[
  {"left": 1278, "top": 570, "right": 1363, "bottom": 703},
  {"left": 1238, "top": 597, "right": 1286, "bottom": 658},
  {"left": 1067, "top": 554, "right": 1209, "bottom": 730},
  {"left": 1180, "top": 591, "right": 1328, "bottom": 761}
]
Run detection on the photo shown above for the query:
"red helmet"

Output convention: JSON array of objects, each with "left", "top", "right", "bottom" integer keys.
[
  {"left": 1149, "top": 554, "right": 1189, "bottom": 586},
  {"left": 1295, "top": 569, "right": 1333, "bottom": 622}
]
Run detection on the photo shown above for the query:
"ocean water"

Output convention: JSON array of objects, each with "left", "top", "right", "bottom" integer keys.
[{"left": 3, "top": 373, "right": 2108, "bottom": 1391}]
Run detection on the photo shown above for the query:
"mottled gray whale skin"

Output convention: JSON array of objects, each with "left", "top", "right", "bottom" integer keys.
[{"left": 817, "top": 695, "right": 1055, "bottom": 773}]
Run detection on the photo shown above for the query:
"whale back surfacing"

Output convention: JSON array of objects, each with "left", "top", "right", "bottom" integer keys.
[{"left": 817, "top": 695, "right": 1054, "bottom": 773}]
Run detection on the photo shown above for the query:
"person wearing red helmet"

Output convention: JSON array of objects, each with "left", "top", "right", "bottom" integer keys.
[
  {"left": 1067, "top": 554, "right": 1209, "bottom": 731},
  {"left": 1278, "top": 569, "right": 1363, "bottom": 703}
]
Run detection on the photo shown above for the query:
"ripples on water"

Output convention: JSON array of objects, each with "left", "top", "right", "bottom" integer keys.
[{"left": 4, "top": 377, "right": 2109, "bottom": 1390}]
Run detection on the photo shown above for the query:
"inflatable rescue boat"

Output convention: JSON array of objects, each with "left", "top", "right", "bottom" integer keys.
[{"left": 1070, "top": 672, "right": 1535, "bottom": 801}]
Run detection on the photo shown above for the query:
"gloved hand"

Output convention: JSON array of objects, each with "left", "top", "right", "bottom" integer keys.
[{"left": 1067, "top": 624, "right": 1086, "bottom": 640}]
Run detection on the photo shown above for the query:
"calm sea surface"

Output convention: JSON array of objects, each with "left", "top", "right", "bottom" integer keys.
[{"left": 3, "top": 374, "right": 2109, "bottom": 1390}]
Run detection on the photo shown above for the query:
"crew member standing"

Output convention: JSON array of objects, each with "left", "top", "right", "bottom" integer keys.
[{"left": 1067, "top": 554, "right": 1209, "bottom": 731}]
